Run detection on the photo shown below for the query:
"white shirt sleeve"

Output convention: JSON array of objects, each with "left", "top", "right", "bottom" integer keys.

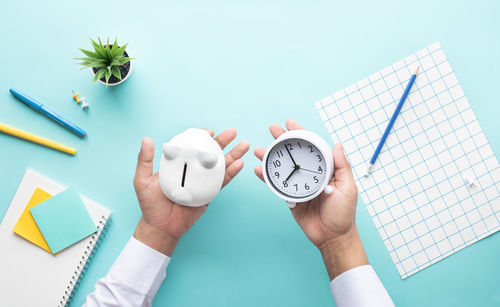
[
  {"left": 83, "top": 236, "right": 170, "bottom": 307},
  {"left": 330, "top": 265, "right": 394, "bottom": 307}
]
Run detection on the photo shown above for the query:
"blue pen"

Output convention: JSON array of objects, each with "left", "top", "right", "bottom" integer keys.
[
  {"left": 364, "top": 66, "right": 419, "bottom": 177},
  {"left": 9, "top": 89, "right": 87, "bottom": 138}
]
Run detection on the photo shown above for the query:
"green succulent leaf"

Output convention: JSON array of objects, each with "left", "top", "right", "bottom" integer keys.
[
  {"left": 118, "top": 57, "right": 132, "bottom": 65},
  {"left": 90, "top": 38, "right": 106, "bottom": 58},
  {"left": 111, "top": 38, "right": 118, "bottom": 56},
  {"left": 79, "top": 48, "right": 99, "bottom": 58},
  {"left": 105, "top": 46, "right": 112, "bottom": 58},
  {"left": 105, "top": 69, "right": 112, "bottom": 86},
  {"left": 111, "top": 66, "right": 122, "bottom": 80},
  {"left": 115, "top": 43, "right": 128, "bottom": 57},
  {"left": 79, "top": 61, "right": 108, "bottom": 70},
  {"left": 110, "top": 58, "right": 122, "bottom": 67},
  {"left": 91, "top": 68, "right": 106, "bottom": 83}
]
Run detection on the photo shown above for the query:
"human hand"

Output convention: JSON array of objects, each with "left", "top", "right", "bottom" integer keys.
[
  {"left": 133, "top": 129, "right": 249, "bottom": 256},
  {"left": 254, "top": 119, "right": 367, "bottom": 279}
]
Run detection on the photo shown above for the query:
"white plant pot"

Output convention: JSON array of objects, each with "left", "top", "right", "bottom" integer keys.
[{"left": 90, "top": 57, "right": 133, "bottom": 87}]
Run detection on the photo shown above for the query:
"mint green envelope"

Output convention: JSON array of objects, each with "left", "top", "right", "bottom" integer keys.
[{"left": 30, "top": 187, "right": 97, "bottom": 254}]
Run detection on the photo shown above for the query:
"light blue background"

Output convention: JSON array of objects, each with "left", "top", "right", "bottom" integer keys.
[{"left": 1, "top": 1, "right": 499, "bottom": 306}]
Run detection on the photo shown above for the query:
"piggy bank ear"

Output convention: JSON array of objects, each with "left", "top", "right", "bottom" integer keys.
[
  {"left": 163, "top": 143, "right": 181, "bottom": 160},
  {"left": 197, "top": 150, "right": 218, "bottom": 169}
]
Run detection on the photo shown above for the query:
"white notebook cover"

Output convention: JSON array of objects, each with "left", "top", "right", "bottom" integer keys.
[{"left": 0, "top": 169, "right": 112, "bottom": 306}]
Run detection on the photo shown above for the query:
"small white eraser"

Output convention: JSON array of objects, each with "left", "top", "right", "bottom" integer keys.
[
  {"left": 324, "top": 185, "right": 334, "bottom": 195},
  {"left": 464, "top": 176, "right": 476, "bottom": 188},
  {"left": 363, "top": 163, "right": 373, "bottom": 178}
]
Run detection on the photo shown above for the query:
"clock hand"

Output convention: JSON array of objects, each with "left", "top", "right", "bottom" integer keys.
[
  {"left": 299, "top": 167, "right": 322, "bottom": 175},
  {"left": 284, "top": 144, "right": 297, "bottom": 166},
  {"left": 286, "top": 164, "right": 300, "bottom": 181}
]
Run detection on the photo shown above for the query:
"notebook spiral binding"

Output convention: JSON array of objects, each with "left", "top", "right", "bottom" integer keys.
[{"left": 58, "top": 215, "right": 111, "bottom": 307}]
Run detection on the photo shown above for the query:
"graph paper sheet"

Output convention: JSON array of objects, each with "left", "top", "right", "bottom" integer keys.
[{"left": 315, "top": 42, "right": 500, "bottom": 278}]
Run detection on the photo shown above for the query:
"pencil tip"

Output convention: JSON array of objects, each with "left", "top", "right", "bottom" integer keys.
[{"left": 414, "top": 66, "right": 419, "bottom": 75}]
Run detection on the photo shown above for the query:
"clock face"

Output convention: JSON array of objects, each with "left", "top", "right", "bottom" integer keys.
[{"left": 265, "top": 138, "right": 328, "bottom": 199}]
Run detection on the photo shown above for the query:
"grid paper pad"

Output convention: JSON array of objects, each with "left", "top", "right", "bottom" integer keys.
[{"left": 315, "top": 42, "right": 500, "bottom": 278}]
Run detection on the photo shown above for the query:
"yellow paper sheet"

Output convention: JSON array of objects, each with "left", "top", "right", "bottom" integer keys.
[{"left": 12, "top": 187, "right": 53, "bottom": 253}]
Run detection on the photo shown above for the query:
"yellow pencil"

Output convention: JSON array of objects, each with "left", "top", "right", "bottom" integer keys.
[{"left": 0, "top": 122, "right": 76, "bottom": 155}]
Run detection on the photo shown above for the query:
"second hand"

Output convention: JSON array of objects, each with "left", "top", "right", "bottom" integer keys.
[{"left": 298, "top": 167, "right": 322, "bottom": 175}]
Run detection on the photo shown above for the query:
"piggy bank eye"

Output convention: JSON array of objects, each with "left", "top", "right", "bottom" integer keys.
[
  {"left": 163, "top": 143, "right": 181, "bottom": 160},
  {"left": 197, "top": 150, "right": 218, "bottom": 169}
]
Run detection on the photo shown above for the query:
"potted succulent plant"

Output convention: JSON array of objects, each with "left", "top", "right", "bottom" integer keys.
[{"left": 75, "top": 38, "right": 133, "bottom": 87}]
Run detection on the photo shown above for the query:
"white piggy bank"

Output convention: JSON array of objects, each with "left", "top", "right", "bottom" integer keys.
[{"left": 159, "top": 128, "right": 225, "bottom": 207}]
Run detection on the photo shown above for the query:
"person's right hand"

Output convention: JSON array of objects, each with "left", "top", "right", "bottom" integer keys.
[
  {"left": 254, "top": 119, "right": 368, "bottom": 279},
  {"left": 133, "top": 129, "right": 249, "bottom": 256}
]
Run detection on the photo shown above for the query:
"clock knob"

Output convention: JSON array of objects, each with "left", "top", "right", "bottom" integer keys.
[{"left": 324, "top": 185, "right": 334, "bottom": 195}]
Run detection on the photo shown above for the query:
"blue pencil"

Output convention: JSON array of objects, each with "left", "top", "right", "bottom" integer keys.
[
  {"left": 364, "top": 66, "right": 419, "bottom": 177},
  {"left": 9, "top": 89, "right": 87, "bottom": 138}
]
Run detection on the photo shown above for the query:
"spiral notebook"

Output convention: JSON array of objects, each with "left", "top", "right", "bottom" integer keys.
[{"left": 0, "top": 169, "right": 112, "bottom": 306}]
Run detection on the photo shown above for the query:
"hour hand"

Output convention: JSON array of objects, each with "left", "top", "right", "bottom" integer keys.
[{"left": 286, "top": 164, "right": 300, "bottom": 181}]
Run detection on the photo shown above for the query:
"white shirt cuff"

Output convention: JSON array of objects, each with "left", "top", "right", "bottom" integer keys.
[
  {"left": 108, "top": 236, "right": 170, "bottom": 298},
  {"left": 330, "top": 265, "right": 394, "bottom": 307}
]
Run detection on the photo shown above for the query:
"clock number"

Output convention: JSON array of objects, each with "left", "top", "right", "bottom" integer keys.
[
  {"left": 273, "top": 160, "right": 281, "bottom": 168},
  {"left": 283, "top": 181, "right": 288, "bottom": 187},
  {"left": 293, "top": 184, "right": 298, "bottom": 191},
  {"left": 305, "top": 183, "right": 310, "bottom": 190},
  {"left": 297, "top": 142, "right": 301, "bottom": 148},
  {"left": 313, "top": 176, "right": 319, "bottom": 183},
  {"left": 316, "top": 154, "right": 322, "bottom": 162},
  {"left": 276, "top": 149, "right": 283, "bottom": 158},
  {"left": 286, "top": 143, "right": 293, "bottom": 151},
  {"left": 275, "top": 172, "right": 280, "bottom": 178},
  {"left": 308, "top": 145, "right": 314, "bottom": 153},
  {"left": 318, "top": 166, "right": 323, "bottom": 172}
]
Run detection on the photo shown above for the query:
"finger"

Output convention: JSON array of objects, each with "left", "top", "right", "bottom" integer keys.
[
  {"left": 214, "top": 128, "right": 237, "bottom": 150},
  {"left": 269, "top": 124, "right": 286, "bottom": 139},
  {"left": 222, "top": 159, "right": 244, "bottom": 187},
  {"left": 285, "top": 119, "right": 304, "bottom": 130},
  {"left": 254, "top": 166, "right": 264, "bottom": 182},
  {"left": 225, "top": 141, "right": 250, "bottom": 167},
  {"left": 289, "top": 201, "right": 307, "bottom": 220},
  {"left": 332, "top": 143, "right": 355, "bottom": 189},
  {"left": 202, "top": 129, "right": 215, "bottom": 137},
  {"left": 254, "top": 147, "right": 266, "bottom": 161},
  {"left": 135, "top": 137, "right": 155, "bottom": 184}
]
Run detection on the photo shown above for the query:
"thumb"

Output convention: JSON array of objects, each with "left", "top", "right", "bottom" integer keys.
[
  {"left": 135, "top": 137, "right": 155, "bottom": 184},
  {"left": 332, "top": 143, "right": 355, "bottom": 191}
]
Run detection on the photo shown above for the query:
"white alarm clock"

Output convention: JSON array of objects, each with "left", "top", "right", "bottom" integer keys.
[{"left": 262, "top": 130, "right": 334, "bottom": 208}]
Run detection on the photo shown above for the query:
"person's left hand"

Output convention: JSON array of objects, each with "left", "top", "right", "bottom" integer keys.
[
  {"left": 133, "top": 128, "right": 249, "bottom": 256},
  {"left": 253, "top": 120, "right": 367, "bottom": 278}
]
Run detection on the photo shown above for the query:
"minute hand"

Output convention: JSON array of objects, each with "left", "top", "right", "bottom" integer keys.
[{"left": 285, "top": 144, "right": 297, "bottom": 166}]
